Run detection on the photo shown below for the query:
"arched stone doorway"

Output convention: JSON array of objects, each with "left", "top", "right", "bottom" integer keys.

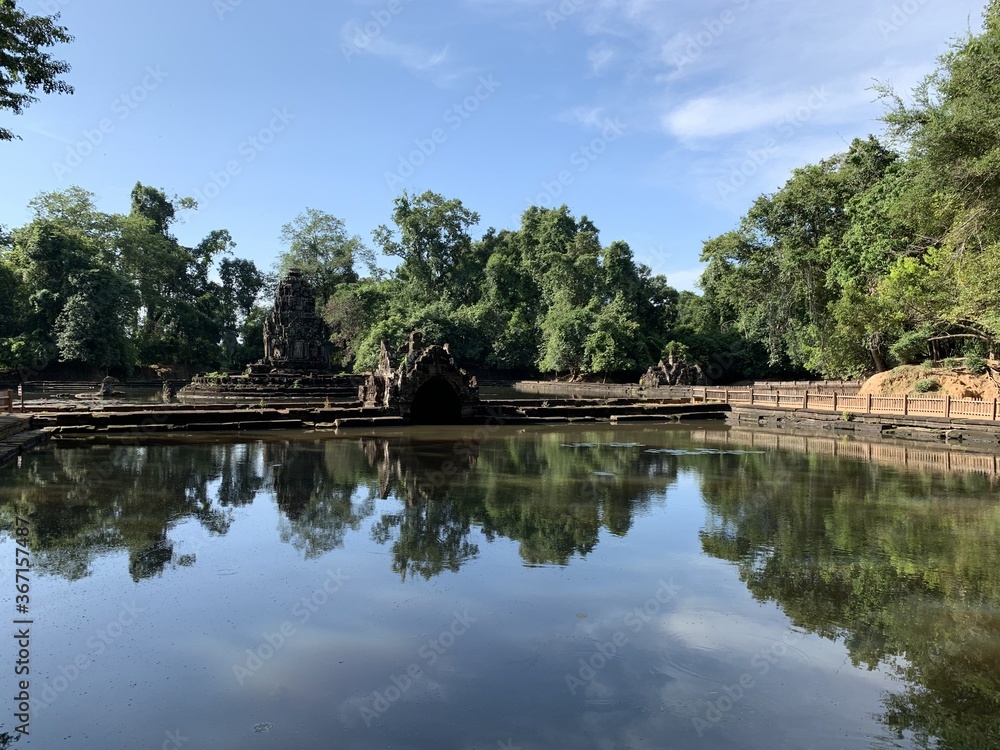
[
  {"left": 359, "top": 333, "right": 480, "bottom": 422},
  {"left": 409, "top": 376, "right": 463, "bottom": 425}
]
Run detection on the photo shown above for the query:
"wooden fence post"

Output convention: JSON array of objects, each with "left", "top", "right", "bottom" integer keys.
[
  {"left": 993, "top": 398, "right": 998, "bottom": 422},
  {"left": 867, "top": 394, "right": 873, "bottom": 414},
  {"left": 944, "top": 394, "right": 951, "bottom": 419},
  {"left": 903, "top": 394, "right": 909, "bottom": 416},
  {"left": 832, "top": 392, "right": 838, "bottom": 412}
]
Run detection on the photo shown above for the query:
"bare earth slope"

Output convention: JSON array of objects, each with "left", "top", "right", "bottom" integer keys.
[{"left": 859, "top": 361, "right": 1000, "bottom": 400}]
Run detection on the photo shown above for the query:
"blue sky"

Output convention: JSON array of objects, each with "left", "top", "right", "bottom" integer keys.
[{"left": 0, "top": 0, "right": 987, "bottom": 291}]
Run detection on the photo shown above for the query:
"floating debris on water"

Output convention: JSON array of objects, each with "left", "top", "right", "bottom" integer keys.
[
  {"left": 643, "top": 449, "right": 766, "bottom": 455},
  {"left": 561, "top": 442, "right": 645, "bottom": 449},
  {"left": 253, "top": 722, "right": 272, "bottom": 733}
]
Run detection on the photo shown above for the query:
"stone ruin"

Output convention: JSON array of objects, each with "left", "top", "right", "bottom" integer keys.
[
  {"left": 640, "top": 350, "right": 708, "bottom": 389},
  {"left": 180, "top": 269, "right": 364, "bottom": 400},
  {"left": 254, "top": 268, "right": 330, "bottom": 372},
  {"left": 359, "top": 331, "right": 480, "bottom": 424}
]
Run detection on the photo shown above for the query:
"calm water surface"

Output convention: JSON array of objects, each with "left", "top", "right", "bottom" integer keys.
[{"left": 1, "top": 424, "right": 998, "bottom": 750}]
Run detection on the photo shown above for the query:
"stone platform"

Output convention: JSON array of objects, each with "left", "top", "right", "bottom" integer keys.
[
  {"left": 24, "top": 398, "right": 728, "bottom": 444},
  {"left": 0, "top": 415, "right": 50, "bottom": 467},
  {"left": 179, "top": 372, "right": 363, "bottom": 401}
]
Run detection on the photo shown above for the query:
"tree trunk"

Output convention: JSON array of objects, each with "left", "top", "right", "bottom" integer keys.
[{"left": 870, "top": 344, "right": 888, "bottom": 373}]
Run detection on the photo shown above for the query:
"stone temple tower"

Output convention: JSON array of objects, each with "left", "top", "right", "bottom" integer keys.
[{"left": 261, "top": 269, "right": 330, "bottom": 371}]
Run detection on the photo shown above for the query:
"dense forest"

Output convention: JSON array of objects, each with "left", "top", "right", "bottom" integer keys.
[
  {"left": 2, "top": 1, "right": 999, "bottom": 381},
  {"left": 700, "top": 1, "right": 1000, "bottom": 377}
]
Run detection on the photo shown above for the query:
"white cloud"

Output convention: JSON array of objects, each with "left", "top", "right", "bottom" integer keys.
[
  {"left": 354, "top": 34, "right": 451, "bottom": 71},
  {"left": 663, "top": 93, "right": 799, "bottom": 140}
]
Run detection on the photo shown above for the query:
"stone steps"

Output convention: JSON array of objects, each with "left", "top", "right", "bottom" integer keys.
[
  {"left": 0, "top": 416, "right": 49, "bottom": 466},
  {"left": 0, "top": 415, "right": 30, "bottom": 442}
]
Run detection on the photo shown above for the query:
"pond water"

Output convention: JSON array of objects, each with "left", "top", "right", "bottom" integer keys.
[{"left": 1, "top": 424, "right": 998, "bottom": 750}]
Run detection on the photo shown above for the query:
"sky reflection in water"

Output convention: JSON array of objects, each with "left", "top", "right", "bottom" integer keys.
[{"left": 1, "top": 424, "right": 999, "bottom": 750}]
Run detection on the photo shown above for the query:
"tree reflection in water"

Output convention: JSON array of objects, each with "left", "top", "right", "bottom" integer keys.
[
  {"left": 2, "top": 428, "right": 999, "bottom": 747},
  {"left": 695, "top": 431, "right": 1000, "bottom": 749}
]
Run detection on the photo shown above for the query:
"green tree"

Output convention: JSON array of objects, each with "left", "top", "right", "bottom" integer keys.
[
  {"left": 9, "top": 220, "right": 96, "bottom": 358},
  {"left": 217, "top": 257, "right": 264, "bottom": 368},
  {"left": 278, "top": 208, "right": 363, "bottom": 307},
  {"left": 5, "top": 183, "right": 260, "bottom": 372},
  {"left": 538, "top": 292, "right": 592, "bottom": 377},
  {"left": 53, "top": 267, "right": 135, "bottom": 370},
  {"left": 584, "top": 293, "right": 642, "bottom": 375},
  {"left": 374, "top": 190, "right": 483, "bottom": 305},
  {"left": 0, "top": 0, "right": 74, "bottom": 141}
]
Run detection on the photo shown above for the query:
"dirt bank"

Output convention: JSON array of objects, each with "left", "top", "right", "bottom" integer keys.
[{"left": 859, "top": 361, "right": 1000, "bottom": 400}]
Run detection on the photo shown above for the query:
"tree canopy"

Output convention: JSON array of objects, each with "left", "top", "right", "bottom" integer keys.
[
  {"left": 699, "top": 1, "right": 1000, "bottom": 377},
  {"left": 0, "top": 183, "right": 265, "bottom": 374},
  {"left": 0, "top": 0, "right": 74, "bottom": 141}
]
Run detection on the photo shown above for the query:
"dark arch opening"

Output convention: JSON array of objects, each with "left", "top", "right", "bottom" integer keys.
[{"left": 409, "top": 377, "right": 463, "bottom": 425}]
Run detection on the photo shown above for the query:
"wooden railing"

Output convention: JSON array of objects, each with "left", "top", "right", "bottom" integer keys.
[
  {"left": 693, "top": 387, "right": 1000, "bottom": 422},
  {"left": 0, "top": 390, "right": 12, "bottom": 414}
]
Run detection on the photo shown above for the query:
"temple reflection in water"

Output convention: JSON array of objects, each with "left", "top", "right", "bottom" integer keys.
[{"left": 2, "top": 425, "right": 999, "bottom": 747}]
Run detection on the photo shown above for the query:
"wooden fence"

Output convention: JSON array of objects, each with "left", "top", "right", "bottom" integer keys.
[
  {"left": 718, "top": 380, "right": 864, "bottom": 395},
  {"left": 694, "top": 387, "right": 1000, "bottom": 422}
]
